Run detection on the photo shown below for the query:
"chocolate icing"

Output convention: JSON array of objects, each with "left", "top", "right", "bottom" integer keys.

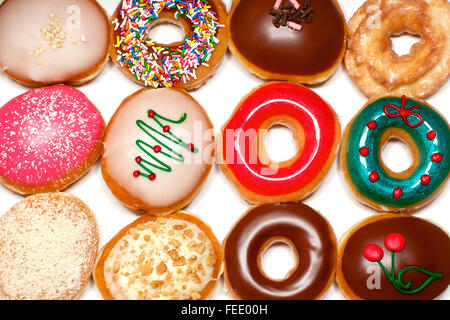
[
  {"left": 341, "top": 216, "right": 450, "bottom": 300},
  {"left": 229, "top": 0, "right": 345, "bottom": 75},
  {"left": 224, "top": 203, "right": 336, "bottom": 300}
]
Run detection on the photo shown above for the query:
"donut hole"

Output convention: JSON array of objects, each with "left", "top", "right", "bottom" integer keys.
[
  {"left": 264, "top": 124, "right": 298, "bottom": 163},
  {"left": 381, "top": 138, "right": 414, "bottom": 174},
  {"left": 147, "top": 21, "right": 186, "bottom": 45},
  {"left": 258, "top": 239, "right": 298, "bottom": 281},
  {"left": 390, "top": 32, "right": 421, "bottom": 56}
]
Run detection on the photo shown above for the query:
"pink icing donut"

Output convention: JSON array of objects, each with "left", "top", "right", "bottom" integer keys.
[{"left": 0, "top": 85, "right": 104, "bottom": 194}]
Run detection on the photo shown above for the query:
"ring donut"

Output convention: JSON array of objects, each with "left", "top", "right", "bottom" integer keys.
[
  {"left": 340, "top": 95, "right": 450, "bottom": 213},
  {"left": 336, "top": 213, "right": 450, "bottom": 300},
  {"left": 110, "top": 0, "right": 227, "bottom": 90},
  {"left": 345, "top": 0, "right": 450, "bottom": 98},
  {"left": 0, "top": 0, "right": 110, "bottom": 87},
  {"left": 218, "top": 82, "right": 340, "bottom": 204},
  {"left": 223, "top": 203, "right": 337, "bottom": 300}
]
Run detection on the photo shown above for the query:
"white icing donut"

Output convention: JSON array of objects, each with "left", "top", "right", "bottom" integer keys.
[
  {"left": 102, "top": 88, "right": 214, "bottom": 214},
  {"left": 0, "top": 0, "right": 109, "bottom": 86}
]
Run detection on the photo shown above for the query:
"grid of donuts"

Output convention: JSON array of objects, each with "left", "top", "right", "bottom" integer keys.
[{"left": 0, "top": 0, "right": 448, "bottom": 301}]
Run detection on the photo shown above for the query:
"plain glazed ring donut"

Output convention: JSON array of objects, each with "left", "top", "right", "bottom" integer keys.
[
  {"left": 0, "top": 0, "right": 110, "bottom": 87},
  {"left": 227, "top": 0, "right": 347, "bottom": 84},
  {"left": 223, "top": 203, "right": 337, "bottom": 300},
  {"left": 110, "top": 0, "right": 227, "bottom": 90},
  {"left": 336, "top": 213, "right": 450, "bottom": 300},
  {"left": 340, "top": 95, "right": 450, "bottom": 213},
  {"left": 218, "top": 82, "right": 340, "bottom": 204},
  {"left": 345, "top": 0, "right": 450, "bottom": 98}
]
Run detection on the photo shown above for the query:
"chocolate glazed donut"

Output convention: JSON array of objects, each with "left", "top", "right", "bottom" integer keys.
[{"left": 223, "top": 203, "right": 337, "bottom": 300}]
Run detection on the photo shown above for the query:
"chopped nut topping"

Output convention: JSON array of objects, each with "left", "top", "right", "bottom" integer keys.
[
  {"left": 173, "top": 223, "right": 187, "bottom": 230},
  {"left": 169, "top": 238, "right": 181, "bottom": 248},
  {"left": 151, "top": 280, "right": 164, "bottom": 288},
  {"left": 173, "top": 256, "right": 187, "bottom": 266},
  {"left": 194, "top": 242, "right": 205, "bottom": 254},
  {"left": 167, "top": 249, "right": 180, "bottom": 261},
  {"left": 140, "top": 262, "right": 153, "bottom": 276},
  {"left": 206, "top": 254, "right": 216, "bottom": 266},
  {"left": 184, "top": 229, "right": 194, "bottom": 238},
  {"left": 156, "top": 262, "right": 167, "bottom": 275}
]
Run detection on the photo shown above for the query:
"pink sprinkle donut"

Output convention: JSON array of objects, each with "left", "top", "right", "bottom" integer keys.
[{"left": 0, "top": 85, "right": 104, "bottom": 195}]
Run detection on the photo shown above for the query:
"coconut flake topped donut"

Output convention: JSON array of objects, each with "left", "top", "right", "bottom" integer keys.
[
  {"left": 110, "top": 0, "right": 227, "bottom": 90},
  {"left": 0, "top": 85, "right": 104, "bottom": 195},
  {"left": 0, "top": 0, "right": 109, "bottom": 87}
]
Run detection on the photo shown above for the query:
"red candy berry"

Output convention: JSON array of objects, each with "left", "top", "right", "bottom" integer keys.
[
  {"left": 187, "top": 143, "right": 195, "bottom": 152},
  {"left": 431, "top": 153, "right": 442, "bottom": 163},
  {"left": 135, "top": 156, "right": 142, "bottom": 163},
  {"left": 148, "top": 110, "right": 155, "bottom": 118},
  {"left": 163, "top": 125, "right": 170, "bottom": 132},
  {"left": 384, "top": 233, "right": 405, "bottom": 252},
  {"left": 369, "top": 171, "right": 379, "bottom": 182},
  {"left": 133, "top": 170, "right": 140, "bottom": 178},
  {"left": 367, "top": 121, "right": 377, "bottom": 130},
  {"left": 154, "top": 145, "right": 162, "bottom": 153},
  {"left": 149, "top": 173, "right": 156, "bottom": 181},
  {"left": 359, "top": 147, "right": 369, "bottom": 156},
  {"left": 393, "top": 188, "right": 403, "bottom": 199},
  {"left": 421, "top": 174, "right": 430, "bottom": 185},
  {"left": 363, "top": 244, "right": 384, "bottom": 262},
  {"left": 427, "top": 130, "right": 437, "bottom": 140}
]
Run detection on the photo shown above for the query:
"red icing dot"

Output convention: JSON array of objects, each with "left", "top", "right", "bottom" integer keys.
[
  {"left": 149, "top": 173, "right": 156, "bottom": 181},
  {"left": 369, "top": 171, "right": 379, "bottom": 182},
  {"left": 187, "top": 143, "right": 195, "bottom": 152},
  {"left": 431, "top": 153, "right": 442, "bottom": 162},
  {"left": 133, "top": 170, "right": 140, "bottom": 178},
  {"left": 363, "top": 244, "right": 384, "bottom": 262},
  {"left": 148, "top": 111, "right": 155, "bottom": 118},
  {"left": 421, "top": 174, "right": 430, "bottom": 185},
  {"left": 427, "top": 130, "right": 437, "bottom": 140},
  {"left": 384, "top": 233, "right": 405, "bottom": 252},
  {"left": 135, "top": 156, "right": 142, "bottom": 163},
  {"left": 154, "top": 145, "right": 162, "bottom": 153},
  {"left": 163, "top": 125, "right": 170, "bottom": 132},
  {"left": 359, "top": 147, "right": 369, "bottom": 156},
  {"left": 393, "top": 188, "right": 403, "bottom": 199},
  {"left": 367, "top": 121, "right": 377, "bottom": 130}
]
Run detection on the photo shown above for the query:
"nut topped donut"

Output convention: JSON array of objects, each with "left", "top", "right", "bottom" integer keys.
[
  {"left": 110, "top": 0, "right": 227, "bottom": 90},
  {"left": 0, "top": 85, "right": 104, "bottom": 195},
  {"left": 0, "top": 0, "right": 109, "bottom": 87},
  {"left": 94, "top": 212, "right": 223, "bottom": 300},
  {"left": 227, "top": 0, "right": 347, "bottom": 84},
  {"left": 102, "top": 88, "right": 214, "bottom": 215},
  {"left": 345, "top": 0, "right": 450, "bottom": 98},
  {"left": 337, "top": 214, "right": 450, "bottom": 300}
]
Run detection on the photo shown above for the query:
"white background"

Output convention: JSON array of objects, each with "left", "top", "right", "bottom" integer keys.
[{"left": 0, "top": 0, "right": 448, "bottom": 300}]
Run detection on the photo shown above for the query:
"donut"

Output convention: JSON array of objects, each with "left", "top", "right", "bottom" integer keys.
[
  {"left": 227, "top": 0, "right": 347, "bottom": 84},
  {"left": 345, "top": 0, "right": 450, "bottom": 98},
  {"left": 340, "top": 95, "right": 450, "bottom": 213},
  {"left": 0, "top": 193, "right": 99, "bottom": 300},
  {"left": 0, "top": 85, "right": 104, "bottom": 195},
  {"left": 110, "top": 0, "right": 227, "bottom": 90},
  {"left": 336, "top": 213, "right": 450, "bottom": 300},
  {"left": 223, "top": 203, "right": 336, "bottom": 300},
  {"left": 218, "top": 82, "right": 341, "bottom": 204},
  {"left": 102, "top": 88, "right": 214, "bottom": 215},
  {"left": 0, "top": 0, "right": 110, "bottom": 87},
  {"left": 94, "top": 212, "right": 222, "bottom": 300}
]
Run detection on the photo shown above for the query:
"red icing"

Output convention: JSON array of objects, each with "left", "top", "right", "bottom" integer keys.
[
  {"left": 0, "top": 85, "right": 103, "bottom": 187},
  {"left": 154, "top": 145, "right": 162, "bottom": 153},
  {"left": 188, "top": 143, "right": 195, "bottom": 152},
  {"left": 369, "top": 171, "right": 379, "bottom": 182},
  {"left": 149, "top": 173, "right": 156, "bottom": 180},
  {"left": 359, "top": 147, "right": 369, "bottom": 156},
  {"left": 431, "top": 153, "right": 442, "bottom": 163},
  {"left": 393, "top": 187, "right": 403, "bottom": 199},
  {"left": 421, "top": 174, "right": 430, "bottom": 185},
  {"left": 363, "top": 244, "right": 384, "bottom": 262},
  {"left": 426, "top": 130, "right": 437, "bottom": 140},
  {"left": 163, "top": 125, "right": 170, "bottom": 132},
  {"left": 148, "top": 110, "right": 155, "bottom": 118},
  {"left": 133, "top": 170, "right": 140, "bottom": 177},
  {"left": 384, "top": 233, "right": 405, "bottom": 252},
  {"left": 367, "top": 121, "right": 377, "bottom": 130},
  {"left": 221, "top": 82, "right": 337, "bottom": 196},
  {"left": 135, "top": 156, "right": 142, "bottom": 163}
]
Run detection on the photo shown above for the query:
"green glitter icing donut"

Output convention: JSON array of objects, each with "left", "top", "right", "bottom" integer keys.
[{"left": 341, "top": 95, "right": 450, "bottom": 212}]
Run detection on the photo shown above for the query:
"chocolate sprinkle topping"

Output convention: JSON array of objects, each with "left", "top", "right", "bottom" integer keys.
[{"left": 269, "top": 0, "right": 314, "bottom": 29}]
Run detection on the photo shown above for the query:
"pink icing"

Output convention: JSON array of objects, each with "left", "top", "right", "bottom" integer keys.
[{"left": 0, "top": 85, "right": 103, "bottom": 186}]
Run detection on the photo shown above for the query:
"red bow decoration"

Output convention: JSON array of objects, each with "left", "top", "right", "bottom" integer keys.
[{"left": 384, "top": 95, "right": 423, "bottom": 128}]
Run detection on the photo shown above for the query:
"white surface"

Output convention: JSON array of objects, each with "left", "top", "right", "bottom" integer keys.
[{"left": 0, "top": 0, "right": 448, "bottom": 300}]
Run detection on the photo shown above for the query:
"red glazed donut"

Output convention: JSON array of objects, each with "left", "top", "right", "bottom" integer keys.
[{"left": 218, "top": 82, "right": 340, "bottom": 204}]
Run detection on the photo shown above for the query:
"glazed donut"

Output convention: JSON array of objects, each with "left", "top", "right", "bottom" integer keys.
[
  {"left": 218, "top": 82, "right": 340, "bottom": 204},
  {"left": 110, "top": 0, "right": 227, "bottom": 90},
  {"left": 345, "top": 0, "right": 450, "bottom": 98},
  {"left": 227, "top": 0, "right": 347, "bottom": 84},
  {"left": 94, "top": 212, "right": 222, "bottom": 300},
  {"left": 102, "top": 88, "right": 214, "bottom": 215},
  {"left": 0, "top": 193, "right": 99, "bottom": 300},
  {"left": 340, "top": 95, "right": 450, "bottom": 213},
  {"left": 336, "top": 213, "right": 450, "bottom": 300},
  {"left": 223, "top": 203, "right": 336, "bottom": 300},
  {"left": 0, "top": 0, "right": 109, "bottom": 87},
  {"left": 0, "top": 85, "right": 104, "bottom": 195}
]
